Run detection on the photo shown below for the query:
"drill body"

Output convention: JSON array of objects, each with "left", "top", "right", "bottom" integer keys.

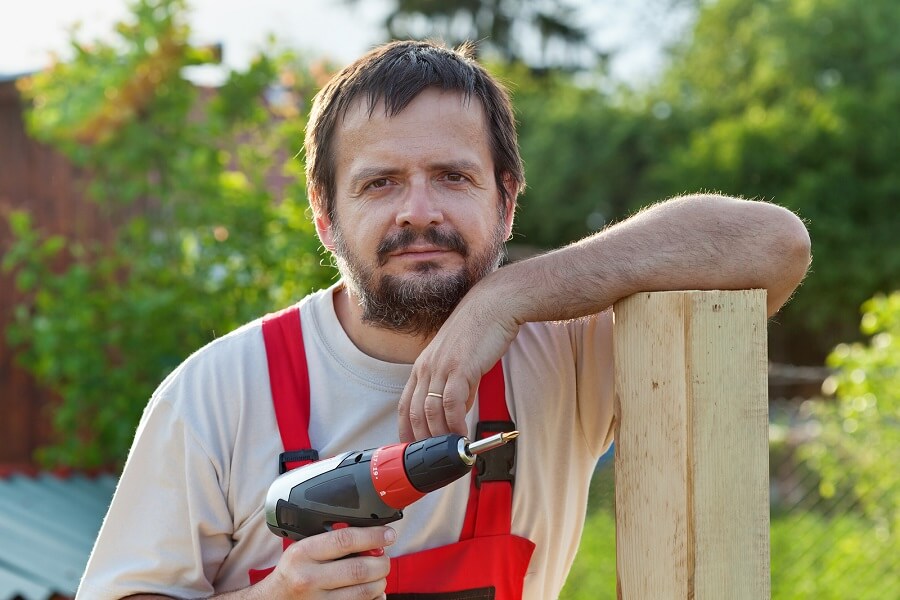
[{"left": 265, "top": 432, "right": 515, "bottom": 541}]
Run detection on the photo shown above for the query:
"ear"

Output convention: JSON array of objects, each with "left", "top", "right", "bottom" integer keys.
[
  {"left": 310, "top": 189, "right": 336, "bottom": 252},
  {"left": 500, "top": 172, "right": 518, "bottom": 239}
]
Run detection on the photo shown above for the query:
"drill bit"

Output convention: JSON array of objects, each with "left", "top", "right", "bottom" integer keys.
[{"left": 465, "top": 430, "right": 519, "bottom": 455}]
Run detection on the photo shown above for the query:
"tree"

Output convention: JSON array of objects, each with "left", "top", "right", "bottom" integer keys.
[
  {"left": 3, "top": 0, "right": 335, "bottom": 468},
  {"left": 647, "top": 0, "right": 900, "bottom": 361},
  {"left": 501, "top": 64, "right": 681, "bottom": 248},
  {"left": 353, "top": 0, "right": 601, "bottom": 70}
]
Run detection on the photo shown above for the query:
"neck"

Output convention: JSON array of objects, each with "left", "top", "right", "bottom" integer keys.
[{"left": 332, "top": 285, "right": 434, "bottom": 363}]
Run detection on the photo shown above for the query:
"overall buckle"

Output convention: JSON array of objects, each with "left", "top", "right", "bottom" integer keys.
[{"left": 278, "top": 449, "right": 319, "bottom": 474}]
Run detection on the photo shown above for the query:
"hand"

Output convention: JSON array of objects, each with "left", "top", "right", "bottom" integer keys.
[
  {"left": 398, "top": 280, "right": 521, "bottom": 442},
  {"left": 258, "top": 526, "right": 395, "bottom": 599}
]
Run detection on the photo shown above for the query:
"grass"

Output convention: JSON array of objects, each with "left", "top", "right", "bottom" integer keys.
[{"left": 559, "top": 468, "right": 898, "bottom": 599}]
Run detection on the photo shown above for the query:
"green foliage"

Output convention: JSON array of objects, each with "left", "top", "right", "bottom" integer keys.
[
  {"left": 562, "top": 498, "right": 900, "bottom": 598},
  {"left": 500, "top": 0, "right": 899, "bottom": 362},
  {"left": 3, "top": 0, "right": 335, "bottom": 468},
  {"left": 650, "top": 0, "right": 900, "bottom": 358},
  {"left": 799, "top": 292, "right": 899, "bottom": 531},
  {"left": 481, "top": 63, "right": 679, "bottom": 250}
]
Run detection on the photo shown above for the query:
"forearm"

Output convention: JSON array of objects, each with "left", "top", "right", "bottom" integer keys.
[
  {"left": 123, "top": 590, "right": 262, "bottom": 600},
  {"left": 490, "top": 194, "right": 811, "bottom": 321},
  {"left": 123, "top": 594, "right": 258, "bottom": 600}
]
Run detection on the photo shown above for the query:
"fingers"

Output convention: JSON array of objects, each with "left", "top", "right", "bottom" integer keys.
[
  {"left": 273, "top": 526, "right": 394, "bottom": 597},
  {"left": 405, "top": 378, "right": 449, "bottom": 442},
  {"left": 298, "top": 525, "right": 396, "bottom": 562},
  {"left": 442, "top": 374, "right": 472, "bottom": 437},
  {"left": 398, "top": 376, "right": 416, "bottom": 443},
  {"left": 399, "top": 368, "right": 474, "bottom": 442},
  {"left": 421, "top": 383, "right": 450, "bottom": 441}
]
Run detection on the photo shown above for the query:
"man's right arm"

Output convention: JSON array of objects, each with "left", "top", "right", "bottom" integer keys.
[{"left": 120, "top": 525, "right": 395, "bottom": 600}]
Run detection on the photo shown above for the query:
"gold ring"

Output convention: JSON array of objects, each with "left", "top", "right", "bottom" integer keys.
[{"left": 426, "top": 392, "right": 444, "bottom": 399}]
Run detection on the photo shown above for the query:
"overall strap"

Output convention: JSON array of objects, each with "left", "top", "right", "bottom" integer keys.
[
  {"left": 459, "top": 360, "right": 516, "bottom": 540},
  {"left": 261, "top": 305, "right": 318, "bottom": 553},
  {"left": 261, "top": 306, "right": 318, "bottom": 473},
  {"left": 262, "top": 304, "right": 515, "bottom": 542}
]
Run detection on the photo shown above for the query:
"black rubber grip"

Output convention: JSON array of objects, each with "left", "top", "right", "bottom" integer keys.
[{"left": 403, "top": 434, "right": 473, "bottom": 493}]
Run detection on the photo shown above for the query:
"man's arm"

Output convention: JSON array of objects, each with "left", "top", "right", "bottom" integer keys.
[
  {"left": 398, "top": 194, "right": 811, "bottom": 442},
  {"left": 116, "top": 525, "right": 394, "bottom": 600}
]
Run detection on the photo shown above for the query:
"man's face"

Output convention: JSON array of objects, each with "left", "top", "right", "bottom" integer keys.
[{"left": 316, "top": 88, "right": 515, "bottom": 336}]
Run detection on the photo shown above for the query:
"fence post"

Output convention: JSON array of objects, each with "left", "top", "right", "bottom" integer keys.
[{"left": 613, "top": 290, "right": 770, "bottom": 599}]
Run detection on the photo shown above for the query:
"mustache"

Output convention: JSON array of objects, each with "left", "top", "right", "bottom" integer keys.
[{"left": 376, "top": 228, "right": 468, "bottom": 266}]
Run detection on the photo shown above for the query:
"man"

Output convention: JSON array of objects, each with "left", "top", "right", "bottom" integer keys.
[{"left": 77, "top": 40, "right": 811, "bottom": 600}]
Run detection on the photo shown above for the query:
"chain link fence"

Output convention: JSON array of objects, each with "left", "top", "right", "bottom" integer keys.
[
  {"left": 562, "top": 393, "right": 898, "bottom": 598},
  {"left": 768, "top": 398, "right": 899, "bottom": 599}
]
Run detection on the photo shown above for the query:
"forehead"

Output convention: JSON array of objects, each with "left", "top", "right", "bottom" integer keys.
[{"left": 333, "top": 88, "right": 492, "bottom": 172}]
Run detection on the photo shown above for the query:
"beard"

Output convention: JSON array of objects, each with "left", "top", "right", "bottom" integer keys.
[{"left": 331, "top": 218, "right": 507, "bottom": 337}]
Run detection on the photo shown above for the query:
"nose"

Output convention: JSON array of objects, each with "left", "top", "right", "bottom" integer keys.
[{"left": 395, "top": 179, "right": 443, "bottom": 228}]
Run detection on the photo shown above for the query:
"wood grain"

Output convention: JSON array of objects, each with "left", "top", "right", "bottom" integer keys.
[{"left": 614, "top": 290, "right": 770, "bottom": 599}]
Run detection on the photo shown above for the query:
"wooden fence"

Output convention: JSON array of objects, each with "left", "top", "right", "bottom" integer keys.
[{"left": 0, "top": 78, "right": 121, "bottom": 465}]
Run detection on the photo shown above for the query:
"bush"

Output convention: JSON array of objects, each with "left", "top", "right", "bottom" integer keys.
[{"left": 3, "top": 0, "right": 335, "bottom": 468}]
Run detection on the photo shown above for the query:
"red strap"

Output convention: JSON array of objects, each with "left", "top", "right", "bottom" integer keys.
[
  {"left": 459, "top": 359, "right": 513, "bottom": 540},
  {"left": 262, "top": 306, "right": 513, "bottom": 543},
  {"left": 476, "top": 360, "right": 510, "bottom": 421},
  {"left": 261, "top": 306, "right": 313, "bottom": 473}
]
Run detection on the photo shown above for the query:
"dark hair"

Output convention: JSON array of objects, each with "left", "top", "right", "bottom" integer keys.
[{"left": 304, "top": 40, "right": 524, "bottom": 219}]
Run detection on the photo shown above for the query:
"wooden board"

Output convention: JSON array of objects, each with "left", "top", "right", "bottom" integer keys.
[{"left": 613, "top": 290, "right": 770, "bottom": 599}]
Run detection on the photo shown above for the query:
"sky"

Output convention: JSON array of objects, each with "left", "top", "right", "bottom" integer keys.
[{"left": 0, "top": 0, "right": 691, "bottom": 85}]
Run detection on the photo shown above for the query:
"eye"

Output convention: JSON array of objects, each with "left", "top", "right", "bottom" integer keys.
[
  {"left": 366, "top": 178, "right": 390, "bottom": 190},
  {"left": 444, "top": 172, "right": 468, "bottom": 183}
]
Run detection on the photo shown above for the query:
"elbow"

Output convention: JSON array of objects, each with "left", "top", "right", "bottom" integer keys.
[
  {"left": 765, "top": 206, "right": 812, "bottom": 315},
  {"left": 779, "top": 207, "right": 812, "bottom": 284}
]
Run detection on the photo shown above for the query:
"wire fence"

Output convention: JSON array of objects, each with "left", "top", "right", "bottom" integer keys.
[
  {"left": 562, "top": 398, "right": 899, "bottom": 599},
  {"left": 767, "top": 399, "right": 899, "bottom": 599}
]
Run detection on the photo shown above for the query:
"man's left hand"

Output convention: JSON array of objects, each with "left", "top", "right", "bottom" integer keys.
[{"left": 397, "top": 281, "right": 520, "bottom": 442}]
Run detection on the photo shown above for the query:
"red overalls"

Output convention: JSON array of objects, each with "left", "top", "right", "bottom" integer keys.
[{"left": 248, "top": 305, "right": 535, "bottom": 599}]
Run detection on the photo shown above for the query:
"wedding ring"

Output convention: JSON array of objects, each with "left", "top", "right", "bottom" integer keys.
[{"left": 426, "top": 392, "right": 444, "bottom": 399}]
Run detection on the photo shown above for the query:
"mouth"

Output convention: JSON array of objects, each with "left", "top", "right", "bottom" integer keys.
[
  {"left": 377, "top": 229, "right": 468, "bottom": 266},
  {"left": 390, "top": 246, "right": 454, "bottom": 258}
]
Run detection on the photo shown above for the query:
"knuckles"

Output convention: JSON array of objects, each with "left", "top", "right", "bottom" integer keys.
[
  {"left": 422, "top": 398, "right": 444, "bottom": 418},
  {"left": 333, "top": 526, "right": 357, "bottom": 553}
]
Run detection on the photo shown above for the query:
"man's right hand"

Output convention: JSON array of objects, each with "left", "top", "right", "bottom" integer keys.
[
  {"left": 258, "top": 525, "right": 395, "bottom": 599},
  {"left": 122, "top": 526, "right": 395, "bottom": 600}
]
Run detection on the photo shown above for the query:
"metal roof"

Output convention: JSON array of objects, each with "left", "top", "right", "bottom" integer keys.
[
  {"left": 0, "top": 71, "right": 32, "bottom": 83},
  {"left": 0, "top": 471, "right": 116, "bottom": 600}
]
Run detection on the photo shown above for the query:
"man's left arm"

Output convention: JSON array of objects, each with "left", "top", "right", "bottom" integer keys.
[{"left": 398, "top": 194, "right": 812, "bottom": 442}]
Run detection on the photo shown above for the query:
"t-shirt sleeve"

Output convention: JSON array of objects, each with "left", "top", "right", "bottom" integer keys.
[
  {"left": 572, "top": 309, "right": 616, "bottom": 458},
  {"left": 76, "top": 393, "right": 234, "bottom": 599}
]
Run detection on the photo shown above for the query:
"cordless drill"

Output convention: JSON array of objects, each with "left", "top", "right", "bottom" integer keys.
[{"left": 265, "top": 431, "right": 518, "bottom": 542}]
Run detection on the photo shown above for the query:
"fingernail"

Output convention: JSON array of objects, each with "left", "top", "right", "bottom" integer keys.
[{"left": 384, "top": 527, "right": 397, "bottom": 544}]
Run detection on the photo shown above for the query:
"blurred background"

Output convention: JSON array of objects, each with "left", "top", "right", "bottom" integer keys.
[{"left": 0, "top": 0, "right": 897, "bottom": 598}]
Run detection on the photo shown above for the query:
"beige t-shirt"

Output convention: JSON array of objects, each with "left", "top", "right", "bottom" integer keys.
[{"left": 77, "top": 283, "right": 615, "bottom": 599}]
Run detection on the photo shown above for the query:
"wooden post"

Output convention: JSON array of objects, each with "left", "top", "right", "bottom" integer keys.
[{"left": 613, "top": 290, "right": 770, "bottom": 599}]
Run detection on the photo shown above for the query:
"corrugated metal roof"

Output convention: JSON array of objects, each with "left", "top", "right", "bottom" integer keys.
[
  {"left": 0, "top": 71, "right": 32, "bottom": 83},
  {"left": 0, "top": 471, "right": 116, "bottom": 600}
]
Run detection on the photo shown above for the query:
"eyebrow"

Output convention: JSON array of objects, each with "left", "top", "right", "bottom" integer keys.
[
  {"left": 429, "top": 159, "right": 482, "bottom": 174},
  {"left": 348, "top": 160, "right": 484, "bottom": 187},
  {"left": 348, "top": 167, "right": 402, "bottom": 188}
]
